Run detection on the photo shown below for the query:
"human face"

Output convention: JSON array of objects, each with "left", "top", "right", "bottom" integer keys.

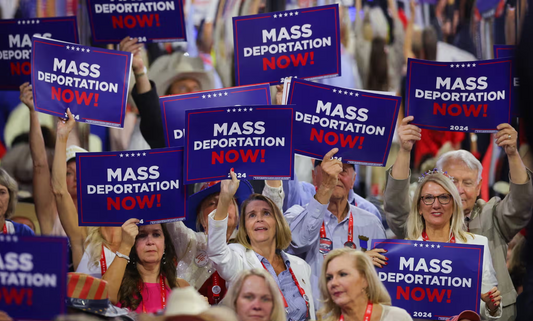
[
  {"left": 135, "top": 224, "right": 165, "bottom": 264},
  {"left": 419, "top": 182, "right": 454, "bottom": 230},
  {"left": 235, "top": 275, "right": 274, "bottom": 321},
  {"left": 169, "top": 78, "right": 201, "bottom": 95},
  {"left": 441, "top": 160, "right": 481, "bottom": 215},
  {"left": 326, "top": 255, "right": 368, "bottom": 309},
  {"left": 66, "top": 161, "right": 77, "bottom": 198},
  {"left": 313, "top": 164, "right": 356, "bottom": 201},
  {"left": 244, "top": 200, "right": 276, "bottom": 247},
  {"left": 0, "top": 185, "right": 10, "bottom": 219},
  {"left": 200, "top": 193, "right": 238, "bottom": 237}
]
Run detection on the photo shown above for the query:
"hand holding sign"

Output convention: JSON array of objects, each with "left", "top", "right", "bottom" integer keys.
[
  {"left": 57, "top": 108, "right": 76, "bottom": 141},
  {"left": 119, "top": 36, "right": 145, "bottom": 74},
  {"left": 495, "top": 123, "right": 518, "bottom": 156},
  {"left": 365, "top": 248, "right": 388, "bottom": 268},
  {"left": 121, "top": 218, "right": 140, "bottom": 251},
  {"left": 19, "top": 82, "right": 34, "bottom": 110},
  {"left": 220, "top": 170, "right": 241, "bottom": 204},
  {"left": 398, "top": 116, "right": 422, "bottom": 153}
]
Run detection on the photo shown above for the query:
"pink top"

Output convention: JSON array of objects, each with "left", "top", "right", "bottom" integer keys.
[{"left": 118, "top": 282, "right": 171, "bottom": 314}]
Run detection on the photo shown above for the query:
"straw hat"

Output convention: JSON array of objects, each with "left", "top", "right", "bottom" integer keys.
[
  {"left": 138, "top": 287, "right": 238, "bottom": 321},
  {"left": 66, "top": 145, "right": 88, "bottom": 163},
  {"left": 148, "top": 52, "right": 214, "bottom": 96}
]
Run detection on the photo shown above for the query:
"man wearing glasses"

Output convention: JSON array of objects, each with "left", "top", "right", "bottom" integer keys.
[{"left": 384, "top": 116, "right": 533, "bottom": 321}]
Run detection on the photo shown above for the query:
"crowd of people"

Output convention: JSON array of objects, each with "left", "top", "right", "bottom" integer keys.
[{"left": 1, "top": 0, "right": 533, "bottom": 321}]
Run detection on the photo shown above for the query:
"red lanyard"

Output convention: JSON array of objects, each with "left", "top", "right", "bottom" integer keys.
[
  {"left": 211, "top": 271, "right": 222, "bottom": 301},
  {"left": 140, "top": 275, "right": 167, "bottom": 313},
  {"left": 422, "top": 230, "right": 456, "bottom": 243},
  {"left": 260, "top": 262, "right": 309, "bottom": 317},
  {"left": 339, "top": 302, "right": 373, "bottom": 321},
  {"left": 320, "top": 212, "right": 353, "bottom": 242},
  {"left": 100, "top": 244, "right": 107, "bottom": 276},
  {"left": 2, "top": 224, "right": 7, "bottom": 234}
]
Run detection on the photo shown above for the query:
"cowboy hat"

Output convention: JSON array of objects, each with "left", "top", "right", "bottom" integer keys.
[
  {"left": 185, "top": 180, "right": 254, "bottom": 231},
  {"left": 138, "top": 287, "right": 238, "bottom": 321},
  {"left": 148, "top": 52, "right": 214, "bottom": 96}
]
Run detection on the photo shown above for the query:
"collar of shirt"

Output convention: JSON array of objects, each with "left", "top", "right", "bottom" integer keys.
[{"left": 256, "top": 251, "right": 291, "bottom": 269}]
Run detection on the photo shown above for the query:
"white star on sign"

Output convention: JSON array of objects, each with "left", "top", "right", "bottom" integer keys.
[
  {"left": 431, "top": 244, "right": 435, "bottom": 248},
  {"left": 36, "top": 20, "right": 39, "bottom": 23},
  {"left": 344, "top": 91, "right": 348, "bottom": 95},
  {"left": 82, "top": 48, "right": 85, "bottom": 52},
  {"left": 224, "top": 92, "right": 228, "bottom": 96},
  {"left": 143, "top": 153, "right": 146, "bottom": 156},
  {"left": 355, "top": 93, "right": 359, "bottom": 97},
  {"left": 243, "top": 108, "right": 247, "bottom": 111},
  {"left": 227, "top": 109, "right": 230, "bottom": 112},
  {"left": 233, "top": 108, "right": 236, "bottom": 112},
  {"left": 462, "top": 64, "right": 465, "bottom": 67},
  {"left": 76, "top": 47, "right": 80, "bottom": 51},
  {"left": 273, "top": 14, "right": 277, "bottom": 18},
  {"left": 295, "top": 11, "right": 298, "bottom": 15},
  {"left": 456, "top": 64, "right": 460, "bottom": 68},
  {"left": 219, "top": 93, "right": 223, "bottom": 97},
  {"left": 126, "top": 154, "right": 130, "bottom": 157},
  {"left": 437, "top": 245, "right": 440, "bottom": 248},
  {"left": 333, "top": 89, "right": 337, "bottom": 93},
  {"left": 426, "top": 244, "right": 429, "bottom": 248},
  {"left": 202, "top": 95, "right": 206, "bottom": 99},
  {"left": 31, "top": 20, "right": 35, "bottom": 24},
  {"left": 17, "top": 21, "right": 20, "bottom": 24},
  {"left": 350, "top": 92, "right": 353, "bottom": 96},
  {"left": 414, "top": 243, "right": 418, "bottom": 247},
  {"left": 87, "top": 49, "right": 90, "bottom": 53},
  {"left": 238, "top": 108, "right": 242, "bottom": 112},
  {"left": 22, "top": 21, "right": 25, "bottom": 24},
  {"left": 284, "top": 13, "right": 288, "bottom": 17},
  {"left": 338, "top": 91, "right": 343, "bottom": 95},
  {"left": 450, "top": 64, "right": 454, "bottom": 68},
  {"left": 120, "top": 154, "right": 123, "bottom": 157},
  {"left": 66, "top": 46, "right": 70, "bottom": 50},
  {"left": 249, "top": 108, "right": 253, "bottom": 111},
  {"left": 467, "top": 64, "right": 471, "bottom": 67},
  {"left": 290, "top": 12, "right": 293, "bottom": 16},
  {"left": 472, "top": 63, "right": 476, "bottom": 67},
  {"left": 137, "top": 153, "right": 140, "bottom": 156},
  {"left": 208, "top": 94, "right": 211, "bottom": 98},
  {"left": 131, "top": 153, "right": 135, "bottom": 157}
]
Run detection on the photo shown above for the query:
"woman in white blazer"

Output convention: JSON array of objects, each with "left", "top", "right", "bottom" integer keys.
[
  {"left": 208, "top": 171, "right": 315, "bottom": 321},
  {"left": 394, "top": 170, "right": 502, "bottom": 320}
]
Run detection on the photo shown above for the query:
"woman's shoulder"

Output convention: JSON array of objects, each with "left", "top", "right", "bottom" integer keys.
[
  {"left": 381, "top": 305, "right": 412, "bottom": 321},
  {"left": 462, "top": 233, "right": 489, "bottom": 246},
  {"left": 10, "top": 221, "right": 34, "bottom": 236}
]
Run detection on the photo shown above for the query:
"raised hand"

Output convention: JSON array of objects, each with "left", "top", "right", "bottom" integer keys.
[
  {"left": 56, "top": 108, "right": 76, "bottom": 142},
  {"left": 119, "top": 36, "right": 145, "bottom": 74},
  {"left": 220, "top": 169, "right": 240, "bottom": 202},
  {"left": 496, "top": 123, "right": 518, "bottom": 156},
  {"left": 398, "top": 116, "right": 421, "bottom": 152},
  {"left": 19, "top": 82, "right": 34, "bottom": 110},
  {"left": 320, "top": 148, "right": 343, "bottom": 189},
  {"left": 121, "top": 218, "right": 140, "bottom": 250}
]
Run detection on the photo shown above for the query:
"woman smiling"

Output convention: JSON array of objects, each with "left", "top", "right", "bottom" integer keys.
[{"left": 208, "top": 171, "right": 315, "bottom": 321}]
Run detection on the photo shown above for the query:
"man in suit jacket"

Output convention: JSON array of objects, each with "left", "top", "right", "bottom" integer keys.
[{"left": 384, "top": 116, "right": 533, "bottom": 321}]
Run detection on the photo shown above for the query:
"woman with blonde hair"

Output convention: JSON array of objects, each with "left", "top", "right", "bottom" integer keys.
[
  {"left": 318, "top": 248, "right": 411, "bottom": 321},
  {"left": 208, "top": 171, "right": 315, "bottom": 320},
  {"left": 403, "top": 170, "right": 502, "bottom": 319},
  {"left": 224, "top": 269, "right": 286, "bottom": 321}
]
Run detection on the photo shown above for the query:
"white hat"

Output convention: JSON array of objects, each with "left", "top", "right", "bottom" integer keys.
[
  {"left": 66, "top": 145, "right": 88, "bottom": 163},
  {"left": 148, "top": 52, "right": 214, "bottom": 96},
  {"left": 138, "top": 287, "right": 238, "bottom": 321}
]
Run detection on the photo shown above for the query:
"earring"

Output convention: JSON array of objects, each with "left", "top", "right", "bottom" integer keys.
[
  {"left": 162, "top": 253, "right": 167, "bottom": 265},
  {"left": 130, "top": 257, "right": 136, "bottom": 265}
]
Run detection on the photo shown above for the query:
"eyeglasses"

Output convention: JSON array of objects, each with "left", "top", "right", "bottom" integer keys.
[{"left": 420, "top": 194, "right": 452, "bottom": 205}]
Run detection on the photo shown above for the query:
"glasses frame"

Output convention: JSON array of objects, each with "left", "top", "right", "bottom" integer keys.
[{"left": 419, "top": 193, "right": 452, "bottom": 206}]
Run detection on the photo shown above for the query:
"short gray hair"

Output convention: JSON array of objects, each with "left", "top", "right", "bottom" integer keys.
[{"left": 436, "top": 150, "right": 483, "bottom": 183}]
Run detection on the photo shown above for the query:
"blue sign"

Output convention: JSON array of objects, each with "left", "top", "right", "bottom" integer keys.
[
  {"left": 286, "top": 79, "right": 400, "bottom": 166},
  {"left": 0, "top": 17, "right": 78, "bottom": 90},
  {"left": 0, "top": 235, "right": 68, "bottom": 321},
  {"left": 76, "top": 147, "right": 186, "bottom": 226},
  {"left": 160, "top": 83, "right": 272, "bottom": 147},
  {"left": 86, "top": 0, "right": 186, "bottom": 44},
  {"left": 185, "top": 105, "right": 294, "bottom": 184},
  {"left": 32, "top": 36, "right": 132, "bottom": 128},
  {"left": 406, "top": 58, "right": 513, "bottom": 133},
  {"left": 233, "top": 4, "right": 341, "bottom": 86},
  {"left": 371, "top": 239, "right": 484, "bottom": 320},
  {"left": 477, "top": 0, "right": 500, "bottom": 15},
  {"left": 494, "top": 45, "right": 519, "bottom": 117}
]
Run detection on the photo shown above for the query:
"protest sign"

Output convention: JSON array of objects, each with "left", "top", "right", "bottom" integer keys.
[
  {"left": 0, "top": 17, "right": 78, "bottom": 90},
  {"left": 32, "top": 36, "right": 132, "bottom": 128},
  {"left": 160, "top": 83, "right": 272, "bottom": 147},
  {"left": 76, "top": 147, "right": 186, "bottom": 226},
  {"left": 494, "top": 45, "right": 519, "bottom": 117},
  {"left": 0, "top": 235, "right": 68, "bottom": 320},
  {"left": 406, "top": 58, "right": 513, "bottom": 133},
  {"left": 285, "top": 78, "right": 400, "bottom": 166},
  {"left": 86, "top": 0, "right": 186, "bottom": 44},
  {"left": 371, "top": 239, "right": 484, "bottom": 320},
  {"left": 185, "top": 105, "right": 293, "bottom": 184},
  {"left": 233, "top": 4, "right": 341, "bottom": 85}
]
